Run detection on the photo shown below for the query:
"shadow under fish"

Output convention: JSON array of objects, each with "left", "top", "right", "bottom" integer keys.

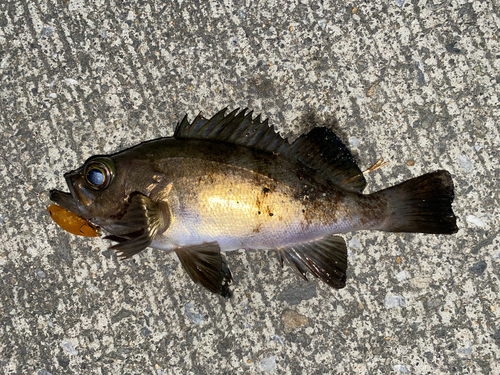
[{"left": 50, "top": 108, "right": 458, "bottom": 297}]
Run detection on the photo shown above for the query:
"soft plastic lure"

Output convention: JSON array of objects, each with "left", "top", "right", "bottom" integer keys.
[{"left": 47, "top": 204, "right": 101, "bottom": 237}]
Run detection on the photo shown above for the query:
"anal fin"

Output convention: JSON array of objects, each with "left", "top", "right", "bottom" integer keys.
[
  {"left": 278, "top": 236, "right": 348, "bottom": 289},
  {"left": 175, "top": 242, "right": 232, "bottom": 297}
]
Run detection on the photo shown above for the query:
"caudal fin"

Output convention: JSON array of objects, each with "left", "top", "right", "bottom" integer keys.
[{"left": 374, "top": 170, "right": 458, "bottom": 234}]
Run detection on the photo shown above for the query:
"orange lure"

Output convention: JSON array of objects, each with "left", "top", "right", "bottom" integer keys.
[{"left": 47, "top": 204, "right": 101, "bottom": 237}]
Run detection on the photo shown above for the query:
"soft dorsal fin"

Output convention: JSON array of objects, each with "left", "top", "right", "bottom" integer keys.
[{"left": 174, "top": 108, "right": 366, "bottom": 193}]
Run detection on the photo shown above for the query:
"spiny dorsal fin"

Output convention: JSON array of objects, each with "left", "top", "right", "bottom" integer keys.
[
  {"left": 174, "top": 108, "right": 366, "bottom": 192},
  {"left": 278, "top": 235, "right": 348, "bottom": 289}
]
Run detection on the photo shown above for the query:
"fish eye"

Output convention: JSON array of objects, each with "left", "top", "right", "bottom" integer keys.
[
  {"left": 87, "top": 168, "right": 105, "bottom": 185},
  {"left": 84, "top": 158, "right": 114, "bottom": 190}
]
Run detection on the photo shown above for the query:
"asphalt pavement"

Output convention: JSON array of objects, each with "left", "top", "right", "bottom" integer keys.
[{"left": 0, "top": 0, "right": 499, "bottom": 374}]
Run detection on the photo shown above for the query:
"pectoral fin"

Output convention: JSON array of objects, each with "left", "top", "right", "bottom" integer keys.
[
  {"left": 105, "top": 193, "right": 171, "bottom": 260},
  {"left": 175, "top": 242, "right": 232, "bottom": 297},
  {"left": 278, "top": 236, "right": 348, "bottom": 289}
]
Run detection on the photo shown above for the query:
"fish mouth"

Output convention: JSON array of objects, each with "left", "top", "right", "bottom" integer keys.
[{"left": 49, "top": 174, "right": 85, "bottom": 217}]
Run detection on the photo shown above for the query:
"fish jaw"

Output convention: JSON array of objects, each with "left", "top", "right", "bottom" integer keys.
[
  {"left": 49, "top": 171, "right": 93, "bottom": 219},
  {"left": 49, "top": 190, "right": 84, "bottom": 218}
]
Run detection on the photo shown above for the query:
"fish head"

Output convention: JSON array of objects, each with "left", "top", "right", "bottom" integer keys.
[
  {"left": 50, "top": 156, "right": 128, "bottom": 227},
  {"left": 50, "top": 151, "right": 172, "bottom": 258}
]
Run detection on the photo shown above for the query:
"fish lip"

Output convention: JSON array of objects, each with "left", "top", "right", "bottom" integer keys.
[
  {"left": 49, "top": 189, "right": 82, "bottom": 215},
  {"left": 49, "top": 173, "right": 84, "bottom": 216}
]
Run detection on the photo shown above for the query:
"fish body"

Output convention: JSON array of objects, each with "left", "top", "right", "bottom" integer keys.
[
  {"left": 50, "top": 108, "right": 457, "bottom": 296},
  {"left": 109, "top": 138, "right": 380, "bottom": 251}
]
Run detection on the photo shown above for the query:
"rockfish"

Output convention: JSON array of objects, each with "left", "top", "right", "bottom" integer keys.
[{"left": 50, "top": 108, "right": 458, "bottom": 296}]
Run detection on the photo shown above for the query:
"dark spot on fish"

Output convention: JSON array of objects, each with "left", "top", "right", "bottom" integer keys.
[
  {"left": 262, "top": 187, "right": 271, "bottom": 194},
  {"left": 258, "top": 211, "right": 261, "bottom": 215},
  {"left": 302, "top": 209, "right": 305, "bottom": 213},
  {"left": 269, "top": 213, "right": 274, "bottom": 217},
  {"left": 255, "top": 196, "right": 262, "bottom": 211}
]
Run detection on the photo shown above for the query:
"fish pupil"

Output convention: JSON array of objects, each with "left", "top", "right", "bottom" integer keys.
[{"left": 87, "top": 168, "right": 104, "bottom": 186}]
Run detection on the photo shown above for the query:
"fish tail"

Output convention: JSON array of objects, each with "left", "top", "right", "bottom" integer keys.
[{"left": 373, "top": 170, "right": 458, "bottom": 234}]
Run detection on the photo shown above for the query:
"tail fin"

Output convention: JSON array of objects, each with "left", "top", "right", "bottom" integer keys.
[{"left": 374, "top": 170, "right": 458, "bottom": 234}]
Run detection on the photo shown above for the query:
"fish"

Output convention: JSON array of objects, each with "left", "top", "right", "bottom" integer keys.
[{"left": 50, "top": 108, "right": 458, "bottom": 296}]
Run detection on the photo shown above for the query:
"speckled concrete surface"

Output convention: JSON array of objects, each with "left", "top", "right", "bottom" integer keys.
[{"left": 1, "top": 0, "right": 499, "bottom": 374}]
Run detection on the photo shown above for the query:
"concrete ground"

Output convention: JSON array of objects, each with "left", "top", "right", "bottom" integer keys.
[{"left": 1, "top": 0, "right": 499, "bottom": 374}]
